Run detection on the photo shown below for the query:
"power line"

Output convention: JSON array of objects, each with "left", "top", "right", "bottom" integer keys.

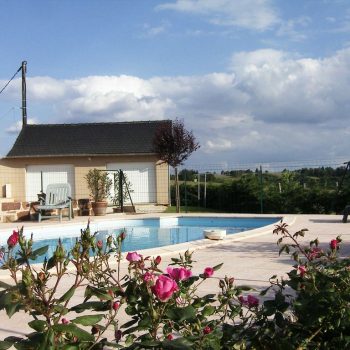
[
  {"left": 0, "top": 106, "right": 16, "bottom": 120},
  {"left": 0, "top": 65, "right": 22, "bottom": 96}
]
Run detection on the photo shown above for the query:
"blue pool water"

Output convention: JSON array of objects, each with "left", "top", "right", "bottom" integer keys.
[{"left": 9, "top": 216, "right": 280, "bottom": 263}]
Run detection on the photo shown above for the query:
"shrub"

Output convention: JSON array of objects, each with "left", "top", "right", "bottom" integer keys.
[{"left": 0, "top": 223, "right": 349, "bottom": 349}]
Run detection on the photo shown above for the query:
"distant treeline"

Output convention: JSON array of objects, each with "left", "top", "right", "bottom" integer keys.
[{"left": 170, "top": 166, "right": 350, "bottom": 214}]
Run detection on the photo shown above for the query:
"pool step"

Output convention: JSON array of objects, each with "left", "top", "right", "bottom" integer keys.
[{"left": 134, "top": 204, "right": 167, "bottom": 214}]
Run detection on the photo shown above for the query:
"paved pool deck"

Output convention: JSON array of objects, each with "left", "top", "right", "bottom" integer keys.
[{"left": 0, "top": 213, "right": 349, "bottom": 341}]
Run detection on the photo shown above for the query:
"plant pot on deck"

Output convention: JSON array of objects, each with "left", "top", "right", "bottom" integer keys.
[{"left": 92, "top": 201, "right": 108, "bottom": 216}]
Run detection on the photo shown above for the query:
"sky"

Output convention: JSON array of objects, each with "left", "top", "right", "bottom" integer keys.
[{"left": 0, "top": 0, "right": 350, "bottom": 168}]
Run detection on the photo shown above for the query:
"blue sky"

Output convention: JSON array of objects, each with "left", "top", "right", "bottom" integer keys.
[{"left": 1, "top": 0, "right": 350, "bottom": 167}]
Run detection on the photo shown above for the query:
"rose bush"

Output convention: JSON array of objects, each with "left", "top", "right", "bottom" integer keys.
[{"left": 0, "top": 222, "right": 348, "bottom": 349}]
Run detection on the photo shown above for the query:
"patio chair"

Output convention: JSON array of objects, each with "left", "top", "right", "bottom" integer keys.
[{"left": 37, "top": 183, "right": 72, "bottom": 222}]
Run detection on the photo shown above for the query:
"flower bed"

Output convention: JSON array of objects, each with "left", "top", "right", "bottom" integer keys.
[{"left": 0, "top": 221, "right": 349, "bottom": 349}]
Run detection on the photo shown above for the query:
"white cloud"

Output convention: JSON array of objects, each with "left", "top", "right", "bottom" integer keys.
[
  {"left": 276, "top": 16, "right": 311, "bottom": 41},
  {"left": 4, "top": 48, "right": 350, "bottom": 164},
  {"left": 142, "top": 21, "right": 170, "bottom": 37},
  {"left": 229, "top": 48, "right": 350, "bottom": 124},
  {"left": 156, "top": 0, "right": 279, "bottom": 31},
  {"left": 6, "top": 118, "right": 38, "bottom": 134}
]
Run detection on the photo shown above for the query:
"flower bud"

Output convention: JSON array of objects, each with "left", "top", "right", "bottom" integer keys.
[
  {"left": 330, "top": 239, "right": 338, "bottom": 250},
  {"left": 22, "top": 268, "right": 32, "bottom": 287},
  {"left": 38, "top": 272, "right": 46, "bottom": 283},
  {"left": 154, "top": 255, "right": 162, "bottom": 265},
  {"left": 167, "top": 334, "right": 174, "bottom": 340},
  {"left": 203, "top": 325, "right": 212, "bottom": 334},
  {"left": 61, "top": 318, "right": 69, "bottom": 324},
  {"left": 91, "top": 325, "right": 100, "bottom": 335},
  {"left": 118, "top": 231, "right": 126, "bottom": 242},
  {"left": 112, "top": 301, "right": 120, "bottom": 311},
  {"left": 97, "top": 240, "right": 103, "bottom": 249},
  {"left": 219, "top": 280, "right": 225, "bottom": 288},
  {"left": 115, "top": 329, "right": 122, "bottom": 342},
  {"left": 7, "top": 230, "right": 19, "bottom": 248}
]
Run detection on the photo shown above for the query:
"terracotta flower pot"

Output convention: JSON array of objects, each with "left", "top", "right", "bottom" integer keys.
[{"left": 92, "top": 201, "right": 108, "bottom": 216}]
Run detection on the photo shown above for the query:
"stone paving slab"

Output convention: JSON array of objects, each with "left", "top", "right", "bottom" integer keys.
[{"left": 0, "top": 214, "right": 349, "bottom": 342}]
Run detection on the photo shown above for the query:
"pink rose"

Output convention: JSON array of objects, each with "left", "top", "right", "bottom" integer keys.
[
  {"left": 7, "top": 230, "right": 19, "bottom": 248},
  {"left": 307, "top": 247, "right": 323, "bottom": 260},
  {"left": 126, "top": 251, "right": 142, "bottom": 262},
  {"left": 166, "top": 267, "right": 192, "bottom": 281},
  {"left": 247, "top": 295, "right": 259, "bottom": 307},
  {"left": 143, "top": 271, "right": 156, "bottom": 284},
  {"left": 239, "top": 295, "right": 259, "bottom": 307},
  {"left": 203, "top": 267, "right": 214, "bottom": 278},
  {"left": 330, "top": 239, "right": 338, "bottom": 250},
  {"left": 298, "top": 265, "right": 307, "bottom": 277},
  {"left": 152, "top": 275, "right": 179, "bottom": 302}
]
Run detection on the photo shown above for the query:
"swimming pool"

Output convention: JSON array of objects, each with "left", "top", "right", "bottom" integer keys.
[{"left": 2, "top": 216, "right": 280, "bottom": 262}]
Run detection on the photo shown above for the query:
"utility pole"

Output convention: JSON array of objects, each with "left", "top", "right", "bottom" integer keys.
[{"left": 21, "top": 61, "right": 27, "bottom": 126}]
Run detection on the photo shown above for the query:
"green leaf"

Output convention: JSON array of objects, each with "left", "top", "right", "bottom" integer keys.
[
  {"left": 139, "top": 340, "right": 162, "bottom": 347},
  {"left": 162, "top": 337, "right": 194, "bottom": 350},
  {"left": 238, "top": 285, "right": 252, "bottom": 291},
  {"left": 5, "top": 301, "right": 20, "bottom": 318},
  {"left": 28, "top": 320, "right": 47, "bottom": 332},
  {"left": 70, "top": 301, "right": 109, "bottom": 313},
  {"left": 202, "top": 305, "right": 216, "bottom": 316},
  {"left": 84, "top": 285, "right": 112, "bottom": 301},
  {"left": 100, "top": 342, "right": 122, "bottom": 348},
  {"left": 61, "top": 345, "right": 80, "bottom": 350},
  {"left": 275, "top": 311, "right": 286, "bottom": 328},
  {"left": 0, "top": 292, "right": 13, "bottom": 310},
  {"left": 125, "top": 334, "right": 136, "bottom": 347},
  {"left": 121, "top": 318, "right": 138, "bottom": 329},
  {"left": 29, "top": 246, "right": 49, "bottom": 260},
  {"left": 72, "top": 314, "right": 104, "bottom": 326},
  {"left": 166, "top": 305, "right": 196, "bottom": 323},
  {"left": 52, "top": 324, "right": 94, "bottom": 342},
  {"left": 46, "top": 256, "right": 56, "bottom": 270},
  {"left": 212, "top": 263, "right": 223, "bottom": 271},
  {"left": 59, "top": 286, "right": 76, "bottom": 303},
  {"left": 52, "top": 304, "right": 69, "bottom": 315},
  {"left": 0, "top": 341, "right": 12, "bottom": 350}
]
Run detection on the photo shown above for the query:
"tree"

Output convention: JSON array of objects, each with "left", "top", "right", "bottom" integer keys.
[{"left": 153, "top": 119, "right": 200, "bottom": 212}]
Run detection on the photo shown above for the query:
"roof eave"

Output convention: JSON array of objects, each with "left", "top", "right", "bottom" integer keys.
[{"left": 5, "top": 152, "right": 158, "bottom": 159}]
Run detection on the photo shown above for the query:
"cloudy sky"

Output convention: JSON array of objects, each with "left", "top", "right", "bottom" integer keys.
[{"left": 0, "top": 0, "right": 349, "bottom": 167}]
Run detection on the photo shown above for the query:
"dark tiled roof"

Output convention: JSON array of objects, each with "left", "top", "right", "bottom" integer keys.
[{"left": 6, "top": 120, "right": 171, "bottom": 158}]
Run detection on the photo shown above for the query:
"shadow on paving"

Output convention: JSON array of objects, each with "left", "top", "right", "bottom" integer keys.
[
  {"left": 309, "top": 218, "right": 343, "bottom": 223},
  {"left": 202, "top": 241, "right": 294, "bottom": 264}
]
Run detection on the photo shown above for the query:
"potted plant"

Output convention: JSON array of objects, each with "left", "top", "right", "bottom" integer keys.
[{"left": 85, "top": 168, "right": 112, "bottom": 216}]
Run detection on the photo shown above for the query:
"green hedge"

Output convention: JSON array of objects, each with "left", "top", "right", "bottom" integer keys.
[{"left": 171, "top": 181, "right": 350, "bottom": 214}]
